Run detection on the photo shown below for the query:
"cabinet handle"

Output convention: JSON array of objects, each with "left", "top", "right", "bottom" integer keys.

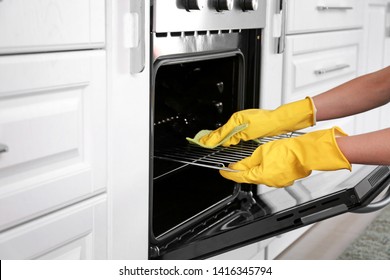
[
  {"left": 0, "top": 143, "right": 9, "bottom": 154},
  {"left": 129, "top": 0, "right": 145, "bottom": 74},
  {"left": 275, "top": 0, "right": 287, "bottom": 54},
  {"left": 314, "top": 64, "right": 350, "bottom": 75},
  {"left": 317, "top": 6, "right": 353, "bottom": 11}
]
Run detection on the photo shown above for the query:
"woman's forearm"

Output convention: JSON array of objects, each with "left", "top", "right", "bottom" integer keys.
[
  {"left": 312, "top": 67, "right": 390, "bottom": 166},
  {"left": 336, "top": 128, "right": 390, "bottom": 165},
  {"left": 312, "top": 66, "right": 390, "bottom": 121}
]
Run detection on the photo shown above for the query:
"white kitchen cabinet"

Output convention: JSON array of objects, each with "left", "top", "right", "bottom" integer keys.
[
  {"left": 106, "top": 0, "right": 150, "bottom": 259},
  {"left": 0, "top": 194, "right": 107, "bottom": 260},
  {"left": 286, "top": 0, "right": 364, "bottom": 34},
  {"left": 0, "top": 0, "right": 105, "bottom": 54},
  {"left": 355, "top": 0, "right": 390, "bottom": 134},
  {"left": 283, "top": 30, "right": 363, "bottom": 104},
  {"left": 380, "top": 0, "right": 390, "bottom": 129},
  {"left": 379, "top": 1, "right": 390, "bottom": 130},
  {"left": 0, "top": 0, "right": 148, "bottom": 260},
  {"left": 0, "top": 50, "right": 107, "bottom": 232},
  {"left": 364, "top": 1, "right": 389, "bottom": 72}
]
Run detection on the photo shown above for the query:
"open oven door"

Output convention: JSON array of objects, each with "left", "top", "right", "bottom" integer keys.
[{"left": 152, "top": 164, "right": 390, "bottom": 259}]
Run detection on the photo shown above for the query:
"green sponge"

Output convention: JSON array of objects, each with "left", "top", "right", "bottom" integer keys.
[{"left": 186, "top": 123, "right": 248, "bottom": 149}]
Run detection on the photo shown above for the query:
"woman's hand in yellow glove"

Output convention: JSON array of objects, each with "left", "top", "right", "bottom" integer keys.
[
  {"left": 198, "top": 97, "right": 316, "bottom": 148},
  {"left": 219, "top": 127, "right": 351, "bottom": 188}
]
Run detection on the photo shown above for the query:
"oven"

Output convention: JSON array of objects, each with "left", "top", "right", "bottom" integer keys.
[{"left": 149, "top": 0, "right": 390, "bottom": 260}]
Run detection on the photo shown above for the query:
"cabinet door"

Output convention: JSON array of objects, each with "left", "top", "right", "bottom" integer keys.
[
  {"left": 382, "top": 2, "right": 390, "bottom": 129},
  {"left": 283, "top": 30, "right": 361, "bottom": 133},
  {"left": 0, "top": 195, "right": 107, "bottom": 260},
  {"left": 108, "top": 0, "right": 150, "bottom": 259},
  {"left": 380, "top": 32, "right": 390, "bottom": 129},
  {"left": 356, "top": 0, "right": 390, "bottom": 133},
  {"left": 0, "top": 51, "right": 106, "bottom": 231},
  {"left": 0, "top": 0, "right": 105, "bottom": 54},
  {"left": 287, "top": 0, "right": 364, "bottom": 34}
]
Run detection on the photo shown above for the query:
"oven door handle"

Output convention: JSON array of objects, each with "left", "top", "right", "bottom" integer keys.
[
  {"left": 352, "top": 177, "right": 390, "bottom": 213},
  {"left": 129, "top": 0, "right": 145, "bottom": 74}
]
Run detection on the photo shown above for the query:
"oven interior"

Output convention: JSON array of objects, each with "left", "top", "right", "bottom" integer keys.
[{"left": 151, "top": 54, "right": 248, "bottom": 242}]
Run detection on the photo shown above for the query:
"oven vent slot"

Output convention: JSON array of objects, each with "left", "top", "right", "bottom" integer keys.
[
  {"left": 154, "top": 132, "right": 302, "bottom": 171},
  {"left": 276, "top": 213, "right": 294, "bottom": 222},
  {"left": 155, "top": 29, "right": 242, "bottom": 38},
  {"left": 170, "top": 32, "right": 182, "bottom": 37},
  {"left": 368, "top": 166, "right": 390, "bottom": 186},
  {"left": 184, "top": 31, "right": 195, "bottom": 36}
]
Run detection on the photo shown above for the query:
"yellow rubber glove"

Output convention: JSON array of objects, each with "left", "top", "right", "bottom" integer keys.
[
  {"left": 220, "top": 127, "right": 351, "bottom": 188},
  {"left": 198, "top": 97, "right": 316, "bottom": 148}
]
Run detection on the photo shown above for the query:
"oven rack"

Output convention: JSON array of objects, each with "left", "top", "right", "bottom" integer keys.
[{"left": 154, "top": 132, "right": 303, "bottom": 171}]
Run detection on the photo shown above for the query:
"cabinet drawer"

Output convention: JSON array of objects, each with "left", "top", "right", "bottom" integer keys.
[
  {"left": 0, "top": 195, "right": 107, "bottom": 260},
  {"left": 287, "top": 0, "right": 364, "bottom": 34},
  {"left": 0, "top": 51, "right": 106, "bottom": 231},
  {"left": 0, "top": 0, "right": 105, "bottom": 54},
  {"left": 283, "top": 30, "right": 363, "bottom": 103}
]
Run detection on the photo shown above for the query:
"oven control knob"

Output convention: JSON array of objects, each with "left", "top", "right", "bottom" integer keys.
[
  {"left": 214, "top": 0, "right": 234, "bottom": 12},
  {"left": 240, "top": 0, "right": 258, "bottom": 11},
  {"left": 183, "top": 0, "right": 205, "bottom": 11}
]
